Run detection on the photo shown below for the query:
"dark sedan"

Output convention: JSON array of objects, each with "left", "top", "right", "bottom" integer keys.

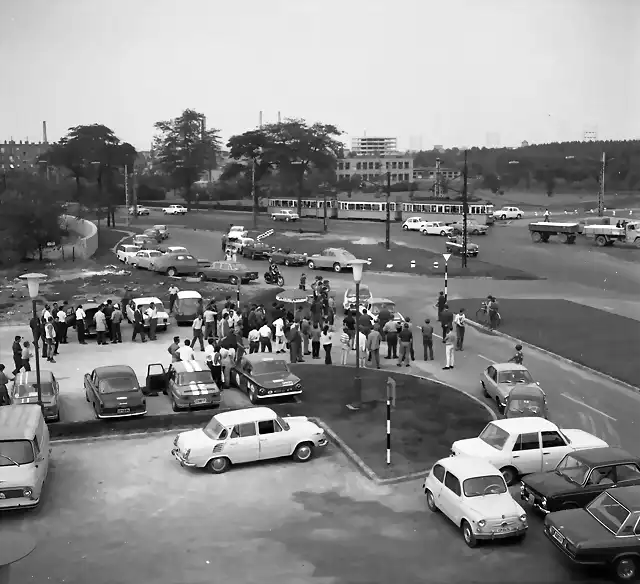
[
  {"left": 231, "top": 353, "right": 302, "bottom": 404},
  {"left": 268, "top": 248, "right": 307, "bottom": 266},
  {"left": 241, "top": 240, "right": 272, "bottom": 260},
  {"left": 83, "top": 365, "right": 147, "bottom": 419},
  {"left": 11, "top": 370, "right": 60, "bottom": 422},
  {"left": 504, "top": 384, "right": 549, "bottom": 419},
  {"left": 196, "top": 261, "right": 258, "bottom": 285}
]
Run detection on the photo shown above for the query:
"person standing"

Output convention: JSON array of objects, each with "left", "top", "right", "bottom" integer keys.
[
  {"left": 21, "top": 341, "right": 33, "bottom": 372},
  {"left": 29, "top": 315, "right": 43, "bottom": 358},
  {"left": 443, "top": 326, "right": 457, "bottom": 370},
  {"left": 222, "top": 345, "right": 234, "bottom": 389},
  {"left": 358, "top": 309, "right": 373, "bottom": 337},
  {"left": 103, "top": 300, "right": 114, "bottom": 342},
  {"left": 397, "top": 323, "right": 413, "bottom": 367},
  {"left": 310, "top": 321, "right": 322, "bottom": 359},
  {"left": 11, "top": 336, "right": 22, "bottom": 376},
  {"left": 203, "top": 305, "right": 217, "bottom": 340},
  {"left": 76, "top": 304, "right": 87, "bottom": 344},
  {"left": 454, "top": 308, "right": 466, "bottom": 351},
  {"left": 94, "top": 307, "right": 107, "bottom": 346},
  {"left": 383, "top": 320, "right": 398, "bottom": 359},
  {"left": 288, "top": 324, "right": 303, "bottom": 364},
  {"left": 405, "top": 316, "right": 416, "bottom": 361},
  {"left": 301, "top": 317, "right": 311, "bottom": 355},
  {"left": 339, "top": 327, "right": 351, "bottom": 365},
  {"left": 211, "top": 346, "right": 223, "bottom": 388},
  {"left": 204, "top": 337, "right": 216, "bottom": 362},
  {"left": 56, "top": 305, "right": 68, "bottom": 344},
  {"left": 343, "top": 310, "right": 356, "bottom": 342},
  {"left": 167, "top": 336, "right": 181, "bottom": 362},
  {"left": 111, "top": 304, "right": 123, "bottom": 343},
  {"left": 355, "top": 329, "right": 367, "bottom": 368},
  {"left": 436, "top": 291, "right": 447, "bottom": 318},
  {"left": 488, "top": 296, "right": 500, "bottom": 330},
  {"left": 420, "top": 319, "right": 434, "bottom": 361},
  {"left": 299, "top": 273, "right": 306, "bottom": 291},
  {"left": 439, "top": 304, "right": 453, "bottom": 341},
  {"left": 177, "top": 339, "right": 195, "bottom": 362},
  {"left": 44, "top": 317, "right": 57, "bottom": 363},
  {"left": 321, "top": 325, "right": 333, "bottom": 365},
  {"left": 378, "top": 306, "right": 392, "bottom": 338},
  {"left": 146, "top": 302, "right": 158, "bottom": 341},
  {"left": 544, "top": 208, "right": 550, "bottom": 222},
  {"left": 168, "top": 285, "right": 179, "bottom": 313},
  {"left": 131, "top": 304, "right": 147, "bottom": 342},
  {"left": 366, "top": 324, "right": 382, "bottom": 369},
  {"left": 0, "top": 365, "right": 11, "bottom": 406},
  {"left": 191, "top": 314, "right": 205, "bottom": 351},
  {"left": 248, "top": 327, "right": 260, "bottom": 353},
  {"left": 259, "top": 323, "right": 272, "bottom": 352}
]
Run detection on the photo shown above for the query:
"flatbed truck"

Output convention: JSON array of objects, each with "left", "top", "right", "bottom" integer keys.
[{"left": 528, "top": 222, "right": 581, "bottom": 244}]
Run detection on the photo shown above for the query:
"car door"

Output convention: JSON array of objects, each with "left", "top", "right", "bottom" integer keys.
[
  {"left": 428, "top": 463, "right": 446, "bottom": 504},
  {"left": 257, "top": 419, "right": 292, "bottom": 460},
  {"left": 614, "top": 463, "right": 640, "bottom": 488},
  {"left": 541, "top": 430, "right": 572, "bottom": 470},
  {"left": 225, "top": 422, "right": 260, "bottom": 464},
  {"left": 439, "top": 471, "right": 463, "bottom": 523},
  {"left": 88, "top": 370, "right": 99, "bottom": 408},
  {"left": 510, "top": 432, "right": 543, "bottom": 474},
  {"left": 132, "top": 251, "right": 145, "bottom": 267},
  {"left": 320, "top": 250, "right": 333, "bottom": 267},
  {"left": 484, "top": 366, "right": 498, "bottom": 399}
]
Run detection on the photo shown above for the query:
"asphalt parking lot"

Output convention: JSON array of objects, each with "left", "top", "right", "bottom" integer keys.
[{"left": 3, "top": 436, "right": 599, "bottom": 584}]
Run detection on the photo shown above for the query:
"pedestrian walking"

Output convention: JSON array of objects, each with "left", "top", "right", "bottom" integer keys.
[
  {"left": 94, "top": 307, "right": 107, "bottom": 346},
  {"left": 21, "top": 341, "right": 33, "bottom": 372},
  {"left": 397, "top": 323, "right": 413, "bottom": 367},
  {"left": 146, "top": 302, "right": 158, "bottom": 341},
  {"left": 11, "top": 336, "right": 22, "bottom": 376},
  {"left": 439, "top": 304, "right": 453, "bottom": 341},
  {"left": 167, "top": 336, "right": 181, "bottom": 362},
  {"left": 259, "top": 323, "right": 272, "bottom": 352},
  {"left": 0, "top": 365, "right": 11, "bottom": 406},
  {"left": 111, "top": 304, "right": 123, "bottom": 343},
  {"left": 168, "top": 285, "right": 179, "bottom": 313},
  {"left": 321, "top": 325, "right": 333, "bottom": 365},
  {"left": 454, "top": 308, "right": 466, "bottom": 350},
  {"left": 131, "top": 304, "right": 147, "bottom": 342},
  {"left": 443, "top": 326, "right": 457, "bottom": 370},
  {"left": 366, "top": 325, "right": 382, "bottom": 369},
  {"left": 436, "top": 291, "right": 447, "bottom": 317},
  {"left": 44, "top": 317, "right": 57, "bottom": 362},
  {"left": 76, "top": 305, "right": 87, "bottom": 344},
  {"left": 310, "top": 322, "right": 321, "bottom": 359},
  {"left": 339, "top": 327, "right": 351, "bottom": 365},
  {"left": 177, "top": 339, "right": 195, "bottom": 362},
  {"left": 191, "top": 314, "right": 205, "bottom": 351},
  {"left": 383, "top": 320, "right": 398, "bottom": 359},
  {"left": 420, "top": 319, "right": 434, "bottom": 361}
]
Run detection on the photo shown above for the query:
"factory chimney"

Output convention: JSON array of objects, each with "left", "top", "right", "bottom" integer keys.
[{"left": 42, "top": 121, "right": 48, "bottom": 144}]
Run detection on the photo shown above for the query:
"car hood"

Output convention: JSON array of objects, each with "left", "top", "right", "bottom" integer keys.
[
  {"left": 12, "top": 394, "right": 56, "bottom": 407},
  {"left": 177, "top": 428, "right": 211, "bottom": 450},
  {"left": 286, "top": 253, "right": 306, "bottom": 259},
  {"left": 285, "top": 416, "right": 322, "bottom": 434},
  {"left": 563, "top": 429, "right": 608, "bottom": 449},
  {"left": 0, "top": 465, "right": 37, "bottom": 487},
  {"left": 497, "top": 382, "right": 539, "bottom": 398},
  {"left": 546, "top": 509, "right": 613, "bottom": 545},
  {"left": 252, "top": 372, "right": 300, "bottom": 388},
  {"left": 452, "top": 438, "right": 502, "bottom": 462},
  {"left": 464, "top": 493, "right": 523, "bottom": 518},
  {"left": 523, "top": 471, "right": 579, "bottom": 497},
  {"left": 100, "top": 391, "right": 143, "bottom": 407}
]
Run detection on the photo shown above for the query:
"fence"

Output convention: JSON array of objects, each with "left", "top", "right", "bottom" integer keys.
[{"left": 33, "top": 215, "right": 98, "bottom": 261}]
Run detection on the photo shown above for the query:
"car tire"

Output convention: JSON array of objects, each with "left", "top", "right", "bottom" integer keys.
[
  {"left": 461, "top": 521, "right": 477, "bottom": 548},
  {"left": 206, "top": 457, "right": 231, "bottom": 474},
  {"left": 272, "top": 216, "right": 277, "bottom": 221},
  {"left": 292, "top": 442, "right": 314, "bottom": 463},
  {"left": 612, "top": 556, "right": 638, "bottom": 582},
  {"left": 229, "top": 276, "right": 239, "bottom": 286},
  {"left": 198, "top": 272, "right": 207, "bottom": 282},
  {"left": 500, "top": 466, "right": 518, "bottom": 486},
  {"left": 472, "top": 229, "right": 479, "bottom": 235},
  {"left": 167, "top": 267, "right": 177, "bottom": 277},
  {"left": 402, "top": 224, "right": 409, "bottom": 231},
  {"left": 481, "top": 380, "right": 489, "bottom": 398},
  {"left": 425, "top": 489, "right": 439, "bottom": 512},
  {"left": 249, "top": 386, "right": 258, "bottom": 404},
  {"left": 440, "top": 230, "right": 447, "bottom": 236},
  {"left": 307, "top": 260, "right": 316, "bottom": 270},
  {"left": 501, "top": 214, "right": 507, "bottom": 220},
  {"left": 333, "top": 263, "right": 342, "bottom": 273},
  {"left": 516, "top": 214, "right": 522, "bottom": 219},
  {"left": 284, "top": 259, "right": 290, "bottom": 266},
  {"left": 285, "top": 217, "right": 290, "bottom": 222}
]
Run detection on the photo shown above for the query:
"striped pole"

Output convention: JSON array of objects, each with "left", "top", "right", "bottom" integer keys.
[
  {"left": 443, "top": 254, "right": 451, "bottom": 302},
  {"left": 386, "top": 397, "right": 391, "bottom": 465},
  {"left": 236, "top": 282, "right": 241, "bottom": 310}
]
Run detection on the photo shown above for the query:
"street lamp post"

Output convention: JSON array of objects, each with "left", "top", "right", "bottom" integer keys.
[
  {"left": 442, "top": 254, "right": 452, "bottom": 302},
  {"left": 20, "top": 273, "right": 47, "bottom": 414},
  {"left": 291, "top": 161, "right": 304, "bottom": 218},
  {"left": 462, "top": 150, "right": 469, "bottom": 268},
  {"left": 346, "top": 259, "right": 369, "bottom": 411},
  {"left": 385, "top": 171, "right": 391, "bottom": 250}
]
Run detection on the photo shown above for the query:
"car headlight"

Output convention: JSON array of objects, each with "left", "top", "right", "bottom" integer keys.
[
  {"left": 23, "top": 488, "right": 33, "bottom": 498},
  {"left": 519, "top": 514, "right": 527, "bottom": 522},
  {"left": 477, "top": 519, "right": 486, "bottom": 528},
  {"left": 259, "top": 387, "right": 266, "bottom": 395},
  {"left": 183, "top": 449, "right": 191, "bottom": 461},
  {"left": 520, "top": 482, "right": 525, "bottom": 494},
  {"left": 541, "top": 497, "right": 547, "bottom": 508}
]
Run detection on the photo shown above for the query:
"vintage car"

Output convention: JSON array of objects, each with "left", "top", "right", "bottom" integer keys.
[
  {"left": 481, "top": 363, "right": 540, "bottom": 412},
  {"left": 196, "top": 261, "right": 258, "bottom": 285},
  {"left": 83, "top": 365, "right": 147, "bottom": 419},
  {"left": 221, "top": 229, "right": 248, "bottom": 250},
  {"left": 450, "top": 221, "right": 489, "bottom": 236},
  {"left": 231, "top": 353, "right": 302, "bottom": 404},
  {"left": 131, "top": 234, "right": 159, "bottom": 249},
  {"left": 365, "top": 298, "right": 405, "bottom": 324},
  {"left": 143, "top": 228, "right": 163, "bottom": 243},
  {"left": 521, "top": 447, "right": 640, "bottom": 515},
  {"left": 174, "top": 290, "right": 202, "bottom": 325},
  {"left": 544, "top": 486, "right": 640, "bottom": 581},
  {"left": 271, "top": 209, "right": 299, "bottom": 222},
  {"left": 130, "top": 249, "right": 163, "bottom": 270},
  {"left": 11, "top": 370, "right": 60, "bottom": 422},
  {"left": 153, "top": 224, "right": 170, "bottom": 239},
  {"left": 67, "top": 300, "right": 103, "bottom": 338},
  {"left": 342, "top": 285, "right": 373, "bottom": 313},
  {"left": 503, "top": 384, "right": 549, "bottom": 419},
  {"left": 128, "top": 206, "right": 150, "bottom": 215},
  {"left": 451, "top": 418, "right": 608, "bottom": 486},
  {"left": 307, "top": 248, "right": 362, "bottom": 273},
  {"left": 420, "top": 221, "right": 454, "bottom": 236},
  {"left": 445, "top": 235, "right": 479, "bottom": 257},
  {"left": 155, "top": 360, "right": 221, "bottom": 411},
  {"left": 171, "top": 406, "right": 327, "bottom": 474},
  {"left": 158, "top": 245, "right": 189, "bottom": 255},
  {"left": 163, "top": 204, "right": 187, "bottom": 215},
  {"left": 115, "top": 244, "right": 141, "bottom": 263},
  {"left": 268, "top": 248, "right": 307, "bottom": 266},
  {"left": 402, "top": 216, "right": 427, "bottom": 231},
  {"left": 424, "top": 456, "right": 528, "bottom": 547},
  {"left": 493, "top": 206, "right": 523, "bottom": 220},
  {"left": 149, "top": 253, "right": 200, "bottom": 277},
  {"left": 125, "top": 297, "right": 170, "bottom": 330},
  {"left": 241, "top": 239, "right": 272, "bottom": 260}
]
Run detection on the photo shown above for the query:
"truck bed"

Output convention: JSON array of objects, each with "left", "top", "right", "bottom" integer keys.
[
  {"left": 582, "top": 225, "right": 624, "bottom": 236},
  {"left": 528, "top": 222, "right": 581, "bottom": 233}
]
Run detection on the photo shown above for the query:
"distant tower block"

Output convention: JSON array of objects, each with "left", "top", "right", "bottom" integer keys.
[{"left": 584, "top": 130, "right": 598, "bottom": 141}]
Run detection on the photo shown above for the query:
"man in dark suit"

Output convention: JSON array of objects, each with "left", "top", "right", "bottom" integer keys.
[
  {"left": 439, "top": 304, "right": 454, "bottom": 342},
  {"left": 132, "top": 304, "right": 147, "bottom": 342}
]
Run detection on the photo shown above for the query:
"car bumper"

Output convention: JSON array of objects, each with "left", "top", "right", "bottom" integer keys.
[
  {"left": 97, "top": 409, "right": 147, "bottom": 419},
  {"left": 544, "top": 529, "right": 600, "bottom": 565},
  {"left": 44, "top": 409, "right": 59, "bottom": 422},
  {"left": 256, "top": 389, "right": 302, "bottom": 399},
  {"left": 171, "top": 449, "right": 197, "bottom": 467},
  {"left": 0, "top": 496, "right": 40, "bottom": 510},
  {"left": 475, "top": 526, "right": 527, "bottom": 540},
  {"left": 174, "top": 394, "right": 221, "bottom": 409},
  {"left": 520, "top": 488, "right": 550, "bottom": 514}
]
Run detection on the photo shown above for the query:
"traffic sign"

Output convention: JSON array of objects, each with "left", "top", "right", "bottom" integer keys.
[
  {"left": 256, "top": 229, "right": 274, "bottom": 241},
  {"left": 443, "top": 253, "right": 452, "bottom": 262}
]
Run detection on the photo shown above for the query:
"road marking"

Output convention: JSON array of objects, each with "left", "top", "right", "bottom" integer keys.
[
  {"left": 561, "top": 393, "right": 617, "bottom": 422},
  {"left": 477, "top": 354, "right": 494, "bottom": 363}
]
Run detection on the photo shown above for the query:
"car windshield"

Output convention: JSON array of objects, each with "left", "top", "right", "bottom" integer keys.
[
  {"left": 498, "top": 370, "right": 534, "bottom": 384},
  {"left": 203, "top": 418, "right": 227, "bottom": 440},
  {"left": 251, "top": 360, "right": 289, "bottom": 375},
  {"left": 138, "top": 302, "right": 166, "bottom": 313},
  {"left": 369, "top": 302, "right": 395, "bottom": 314},
  {"left": 506, "top": 398, "right": 543, "bottom": 416},
  {"left": 177, "top": 298, "right": 200, "bottom": 311},
  {"left": 177, "top": 371, "right": 214, "bottom": 385},
  {"left": 337, "top": 250, "right": 356, "bottom": 260},
  {"left": 478, "top": 423, "right": 510, "bottom": 450},
  {"left": 277, "top": 416, "right": 290, "bottom": 430},
  {"left": 147, "top": 251, "right": 162, "bottom": 257},
  {"left": 463, "top": 475, "right": 508, "bottom": 497},
  {"left": 13, "top": 382, "right": 54, "bottom": 397},
  {"left": 346, "top": 286, "right": 371, "bottom": 297},
  {"left": 98, "top": 376, "right": 138, "bottom": 394},
  {"left": 0, "top": 440, "right": 34, "bottom": 466},
  {"left": 169, "top": 248, "right": 188, "bottom": 253},
  {"left": 587, "top": 492, "right": 630, "bottom": 534},
  {"left": 555, "top": 454, "right": 590, "bottom": 485}
]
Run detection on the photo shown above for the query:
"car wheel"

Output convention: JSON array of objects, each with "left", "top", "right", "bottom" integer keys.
[
  {"left": 229, "top": 275, "right": 239, "bottom": 286},
  {"left": 500, "top": 466, "right": 518, "bottom": 486},
  {"left": 425, "top": 489, "right": 439, "bottom": 512},
  {"left": 284, "top": 259, "right": 290, "bottom": 266},
  {"left": 198, "top": 272, "right": 207, "bottom": 282},
  {"left": 249, "top": 386, "right": 258, "bottom": 404},
  {"left": 130, "top": 263, "right": 137, "bottom": 269},
  {"left": 516, "top": 214, "right": 522, "bottom": 219},
  {"left": 272, "top": 216, "right": 277, "bottom": 221},
  {"left": 167, "top": 267, "right": 177, "bottom": 277},
  {"left": 440, "top": 230, "right": 447, "bottom": 236},
  {"left": 472, "top": 229, "right": 479, "bottom": 235},
  {"left": 206, "top": 457, "right": 231, "bottom": 474},
  {"left": 292, "top": 442, "right": 314, "bottom": 462},
  {"left": 461, "top": 521, "right": 477, "bottom": 548},
  {"left": 501, "top": 214, "right": 507, "bottom": 220},
  {"left": 481, "top": 380, "right": 489, "bottom": 398},
  {"left": 402, "top": 224, "right": 409, "bottom": 231},
  {"left": 307, "top": 260, "right": 316, "bottom": 270},
  {"left": 171, "top": 399, "right": 179, "bottom": 412},
  {"left": 333, "top": 263, "right": 342, "bottom": 273},
  {"left": 613, "top": 556, "right": 638, "bottom": 582},
  {"left": 285, "top": 217, "right": 290, "bottom": 222},
  {"left": 420, "top": 230, "right": 427, "bottom": 235}
]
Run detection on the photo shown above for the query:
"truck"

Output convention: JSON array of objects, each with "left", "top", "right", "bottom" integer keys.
[
  {"left": 528, "top": 222, "right": 581, "bottom": 244},
  {"left": 582, "top": 222, "right": 640, "bottom": 247}
]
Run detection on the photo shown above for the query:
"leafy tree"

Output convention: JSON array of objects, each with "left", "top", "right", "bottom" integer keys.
[
  {"left": 153, "top": 109, "right": 221, "bottom": 210},
  {"left": 482, "top": 172, "right": 501, "bottom": 193}
]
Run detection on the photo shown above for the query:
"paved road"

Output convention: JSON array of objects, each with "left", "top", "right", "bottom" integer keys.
[{"left": 3, "top": 436, "right": 600, "bottom": 584}]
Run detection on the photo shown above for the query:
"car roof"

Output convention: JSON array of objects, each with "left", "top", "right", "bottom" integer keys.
[
  {"left": 435, "top": 456, "right": 503, "bottom": 480},
  {"left": 0, "top": 405, "right": 42, "bottom": 440},
  {"left": 177, "top": 290, "right": 202, "bottom": 299},
  {"left": 368, "top": 297, "right": 394, "bottom": 304},
  {"left": 215, "top": 406, "right": 277, "bottom": 427},
  {"left": 13, "top": 370, "right": 54, "bottom": 385},
  {"left": 490, "top": 417, "right": 558, "bottom": 433},
  {"left": 94, "top": 365, "right": 137, "bottom": 378},
  {"left": 607, "top": 486, "right": 640, "bottom": 510},
  {"left": 171, "top": 360, "right": 208, "bottom": 373},
  {"left": 507, "top": 385, "right": 545, "bottom": 399},
  {"left": 243, "top": 353, "right": 288, "bottom": 364},
  {"left": 571, "top": 447, "right": 638, "bottom": 466},
  {"left": 132, "top": 297, "right": 163, "bottom": 304},
  {"left": 492, "top": 363, "right": 529, "bottom": 372}
]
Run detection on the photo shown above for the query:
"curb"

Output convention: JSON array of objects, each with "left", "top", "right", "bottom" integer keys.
[{"left": 464, "top": 318, "right": 640, "bottom": 395}]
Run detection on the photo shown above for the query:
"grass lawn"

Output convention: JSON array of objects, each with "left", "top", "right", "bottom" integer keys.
[
  {"left": 281, "top": 365, "right": 492, "bottom": 479},
  {"left": 447, "top": 298, "right": 640, "bottom": 387}
]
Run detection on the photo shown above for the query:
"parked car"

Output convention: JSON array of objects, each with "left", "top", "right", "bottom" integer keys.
[
  {"left": 402, "top": 216, "right": 427, "bottom": 231},
  {"left": 544, "top": 486, "right": 640, "bottom": 581},
  {"left": 446, "top": 235, "right": 479, "bottom": 256},
  {"left": 268, "top": 248, "right": 307, "bottom": 266},
  {"left": 307, "top": 248, "right": 361, "bottom": 273},
  {"left": 420, "top": 221, "right": 454, "bottom": 236},
  {"left": 131, "top": 234, "right": 159, "bottom": 249},
  {"left": 231, "top": 353, "right": 302, "bottom": 404},
  {"left": 115, "top": 244, "right": 141, "bottom": 264},
  {"left": 171, "top": 406, "right": 327, "bottom": 474},
  {"left": 521, "top": 447, "right": 640, "bottom": 515},
  {"left": 196, "top": 261, "right": 258, "bottom": 285},
  {"left": 83, "top": 365, "right": 147, "bottom": 419},
  {"left": 481, "top": 363, "right": 540, "bottom": 412},
  {"left": 129, "top": 206, "right": 150, "bottom": 216},
  {"left": 174, "top": 290, "right": 202, "bottom": 325},
  {"left": 450, "top": 221, "right": 489, "bottom": 235},
  {"left": 143, "top": 228, "right": 163, "bottom": 243},
  {"left": 271, "top": 209, "right": 300, "bottom": 222},
  {"left": 228, "top": 236, "right": 254, "bottom": 253},
  {"left": 241, "top": 239, "right": 272, "bottom": 260},
  {"left": 221, "top": 229, "right": 248, "bottom": 251},
  {"left": 343, "top": 285, "right": 373, "bottom": 314},
  {"left": 155, "top": 360, "right": 221, "bottom": 411},
  {"left": 163, "top": 204, "right": 187, "bottom": 215},
  {"left": 451, "top": 418, "right": 609, "bottom": 486},
  {"left": 125, "top": 297, "right": 170, "bottom": 330},
  {"left": 424, "top": 456, "right": 528, "bottom": 547},
  {"left": 158, "top": 246, "right": 189, "bottom": 255},
  {"left": 149, "top": 253, "right": 200, "bottom": 277},
  {"left": 68, "top": 301, "right": 102, "bottom": 338},
  {"left": 11, "top": 370, "right": 60, "bottom": 422},
  {"left": 130, "top": 249, "right": 163, "bottom": 270},
  {"left": 365, "top": 298, "right": 405, "bottom": 324},
  {"left": 493, "top": 207, "right": 523, "bottom": 220},
  {"left": 153, "top": 224, "right": 170, "bottom": 239},
  {"left": 504, "top": 384, "right": 549, "bottom": 419}
]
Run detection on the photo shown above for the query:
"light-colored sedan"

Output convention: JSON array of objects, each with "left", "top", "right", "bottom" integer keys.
[
  {"left": 171, "top": 406, "right": 328, "bottom": 474},
  {"left": 126, "top": 297, "right": 170, "bottom": 330},
  {"left": 493, "top": 207, "right": 523, "bottom": 220},
  {"left": 271, "top": 209, "right": 299, "bottom": 222},
  {"left": 307, "top": 247, "right": 361, "bottom": 273},
  {"left": 163, "top": 204, "right": 187, "bottom": 215},
  {"left": 481, "top": 363, "right": 539, "bottom": 411},
  {"left": 402, "top": 216, "right": 427, "bottom": 231},
  {"left": 130, "top": 249, "right": 163, "bottom": 270},
  {"left": 129, "top": 206, "right": 150, "bottom": 215},
  {"left": 116, "top": 244, "right": 141, "bottom": 264},
  {"left": 343, "top": 285, "right": 372, "bottom": 313},
  {"left": 420, "top": 221, "right": 454, "bottom": 236},
  {"left": 450, "top": 221, "right": 489, "bottom": 235}
]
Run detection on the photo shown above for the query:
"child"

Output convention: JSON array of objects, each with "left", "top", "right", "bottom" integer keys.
[{"left": 509, "top": 344, "right": 524, "bottom": 365}]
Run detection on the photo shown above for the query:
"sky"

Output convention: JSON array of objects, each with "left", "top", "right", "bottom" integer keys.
[{"left": 0, "top": 0, "right": 638, "bottom": 151}]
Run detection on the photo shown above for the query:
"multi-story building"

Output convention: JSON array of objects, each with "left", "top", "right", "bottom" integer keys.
[
  {"left": 336, "top": 154, "right": 413, "bottom": 184},
  {"left": 350, "top": 136, "right": 397, "bottom": 156},
  {"left": 0, "top": 140, "right": 50, "bottom": 172},
  {"left": 412, "top": 167, "right": 461, "bottom": 180}
]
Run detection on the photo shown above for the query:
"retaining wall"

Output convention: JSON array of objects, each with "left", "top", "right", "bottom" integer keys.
[{"left": 35, "top": 215, "right": 98, "bottom": 261}]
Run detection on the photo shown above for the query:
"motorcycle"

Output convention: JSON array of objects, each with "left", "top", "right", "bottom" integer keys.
[{"left": 264, "top": 271, "right": 285, "bottom": 286}]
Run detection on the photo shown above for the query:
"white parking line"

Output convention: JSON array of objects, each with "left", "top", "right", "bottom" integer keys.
[
  {"left": 561, "top": 393, "right": 617, "bottom": 422},
  {"left": 477, "top": 354, "right": 494, "bottom": 363}
]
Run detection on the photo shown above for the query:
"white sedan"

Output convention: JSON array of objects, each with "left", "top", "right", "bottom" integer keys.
[
  {"left": 128, "top": 206, "right": 150, "bottom": 216},
  {"left": 130, "top": 249, "right": 163, "bottom": 270},
  {"left": 125, "top": 297, "right": 170, "bottom": 330},
  {"left": 115, "top": 244, "right": 141, "bottom": 264},
  {"left": 271, "top": 209, "right": 299, "bottom": 222},
  {"left": 163, "top": 204, "right": 187, "bottom": 215},
  {"left": 493, "top": 207, "right": 523, "bottom": 220},
  {"left": 402, "top": 216, "right": 426, "bottom": 231},
  {"left": 424, "top": 456, "right": 528, "bottom": 547},
  {"left": 420, "top": 221, "right": 453, "bottom": 236},
  {"left": 451, "top": 418, "right": 608, "bottom": 486},
  {"left": 171, "top": 406, "right": 328, "bottom": 474}
]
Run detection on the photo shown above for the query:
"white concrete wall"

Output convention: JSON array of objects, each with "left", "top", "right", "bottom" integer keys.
[{"left": 36, "top": 215, "right": 98, "bottom": 261}]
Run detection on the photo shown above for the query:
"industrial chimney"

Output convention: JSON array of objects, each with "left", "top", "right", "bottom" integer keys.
[
  {"left": 259, "top": 111, "right": 263, "bottom": 128},
  {"left": 42, "top": 121, "right": 48, "bottom": 144}
]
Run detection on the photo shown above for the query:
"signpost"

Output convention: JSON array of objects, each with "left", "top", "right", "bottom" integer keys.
[{"left": 443, "top": 253, "right": 452, "bottom": 302}]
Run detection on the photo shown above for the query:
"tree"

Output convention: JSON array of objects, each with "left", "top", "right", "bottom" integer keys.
[
  {"left": 482, "top": 173, "right": 501, "bottom": 193},
  {"left": 153, "top": 109, "right": 221, "bottom": 210}
]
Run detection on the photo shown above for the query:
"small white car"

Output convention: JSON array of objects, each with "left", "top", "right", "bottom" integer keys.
[
  {"left": 493, "top": 207, "right": 523, "bottom": 220},
  {"left": 451, "top": 418, "right": 608, "bottom": 486},
  {"left": 171, "top": 406, "right": 328, "bottom": 474},
  {"left": 365, "top": 298, "right": 404, "bottom": 325},
  {"left": 130, "top": 249, "right": 163, "bottom": 270},
  {"left": 271, "top": 209, "right": 299, "bottom": 222},
  {"left": 343, "top": 285, "right": 373, "bottom": 313},
  {"left": 128, "top": 206, "right": 150, "bottom": 216},
  {"left": 423, "top": 456, "right": 528, "bottom": 547},
  {"left": 153, "top": 225, "right": 170, "bottom": 239},
  {"left": 163, "top": 246, "right": 189, "bottom": 255},
  {"left": 228, "top": 225, "right": 245, "bottom": 234},
  {"left": 420, "top": 221, "right": 454, "bottom": 236},
  {"left": 116, "top": 244, "right": 141, "bottom": 264},
  {"left": 481, "top": 363, "right": 540, "bottom": 412},
  {"left": 402, "top": 216, "right": 426, "bottom": 231},
  {"left": 126, "top": 297, "right": 170, "bottom": 330},
  {"left": 163, "top": 204, "right": 187, "bottom": 215}
]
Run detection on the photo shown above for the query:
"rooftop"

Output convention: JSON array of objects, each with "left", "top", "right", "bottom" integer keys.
[
  {"left": 215, "top": 406, "right": 277, "bottom": 426},
  {"left": 0, "top": 405, "right": 42, "bottom": 440},
  {"left": 436, "top": 455, "right": 504, "bottom": 480},
  {"left": 491, "top": 417, "right": 557, "bottom": 432},
  {"left": 572, "top": 447, "right": 637, "bottom": 466}
]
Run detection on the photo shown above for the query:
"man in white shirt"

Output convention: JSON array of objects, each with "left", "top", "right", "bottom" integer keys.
[
  {"left": 56, "top": 307, "right": 67, "bottom": 344},
  {"left": 272, "top": 317, "right": 284, "bottom": 353},
  {"left": 191, "top": 314, "right": 205, "bottom": 350},
  {"left": 258, "top": 323, "right": 272, "bottom": 352},
  {"left": 203, "top": 306, "right": 217, "bottom": 339},
  {"left": 204, "top": 338, "right": 216, "bottom": 363},
  {"left": 41, "top": 304, "right": 52, "bottom": 324},
  {"left": 177, "top": 339, "right": 195, "bottom": 362},
  {"left": 354, "top": 330, "right": 367, "bottom": 368},
  {"left": 75, "top": 305, "right": 87, "bottom": 345},
  {"left": 248, "top": 328, "right": 260, "bottom": 353},
  {"left": 146, "top": 302, "right": 158, "bottom": 340},
  {"left": 453, "top": 308, "right": 466, "bottom": 351},
  {"left": 168, "top": 285, "right": 179, "bottom": 313}
]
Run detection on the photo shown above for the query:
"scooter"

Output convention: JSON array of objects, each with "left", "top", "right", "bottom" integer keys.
[{"left": 264, "top": 271, "right": 285, "bottom": 286}]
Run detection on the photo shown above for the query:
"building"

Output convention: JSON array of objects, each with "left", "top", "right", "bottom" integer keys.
[
  {"left": 412, "top": 167, "right": 461, "bottom": 180},
  {"left": 336, "top": 154, "right": 413, "bottom": 184},
  {"left": 0, "top": 140, "right": 50, "bottom": 172},
  {"left": 350, "top": 136, "right": 397, "bottom": 156}
]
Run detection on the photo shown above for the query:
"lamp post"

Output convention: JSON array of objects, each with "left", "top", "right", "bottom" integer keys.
[
  {"left": 20, "top": 273, "right": 47, "bottom": 413},
  {"left": 442, "top": 254, "right": 451, "bottom": 302},
  {"left": 346, "top": 259, "right": 369, "bottom": 411},
  {"left": 385, "top": 171, "right": 391, "bottom": 250},
  {"left": 462, "top": 150, "right": 469, "bottom": 268},
  {"left": 291, "top": 161, "right": 304, "bottom": 218}
]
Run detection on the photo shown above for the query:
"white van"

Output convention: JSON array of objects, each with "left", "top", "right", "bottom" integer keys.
[
  {"left": 174, "top": 290, "right": 203, "bottom": 325},
  {"left": 0, "top": 405, "right": 50, "bottom": 510}
]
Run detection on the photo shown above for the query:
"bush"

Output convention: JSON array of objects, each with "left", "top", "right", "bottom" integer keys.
[{"left": 137, "top": 184, "right": 166, "bottom": 201}]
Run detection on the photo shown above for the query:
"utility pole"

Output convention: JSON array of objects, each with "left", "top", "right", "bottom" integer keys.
[
  {"left": 124, "top": 165, "right": 129, "bottom": 227},
  {"left": 251, "top": 157, "right": 258, "bottom": 230},
  {"left": 462, "top": 150, "right": 469, "bottom": 269},
  {"left": 598, "top": 152, "right": 606, "bottom": 218},
  {"left": 385, "top": 171, "right": 391, "bottom": 250},
  {"left": 435, "top": 157, "right": 441, "bottom": 198}
]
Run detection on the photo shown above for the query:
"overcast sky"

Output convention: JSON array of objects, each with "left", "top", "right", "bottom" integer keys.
[{"left": 1, "top": 0, "right": 638, "bottom": 151}]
